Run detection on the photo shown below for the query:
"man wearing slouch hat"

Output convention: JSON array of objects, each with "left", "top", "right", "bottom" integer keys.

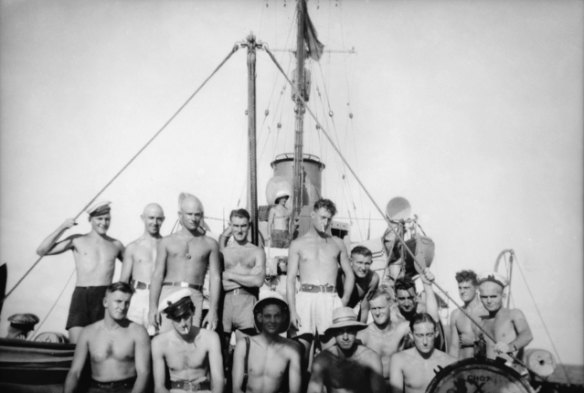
[{"left": 36, "top": 200, "right": 124, "bottom": 344}]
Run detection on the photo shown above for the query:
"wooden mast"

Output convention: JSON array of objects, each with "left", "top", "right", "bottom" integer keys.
[{"left": 246, "top": 33, "right": 259, "bottom": 245}]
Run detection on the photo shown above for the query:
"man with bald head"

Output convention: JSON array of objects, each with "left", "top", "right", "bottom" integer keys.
[
  {"left": 120, "top": 203, "right": 165, "bottom": 334},
  {"left": 149, "top": 193, "right": 221, "bottom": 333}
]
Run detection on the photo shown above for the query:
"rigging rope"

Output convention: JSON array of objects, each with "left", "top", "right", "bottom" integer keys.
[
  {"left": 6, "top": 44, "right": 241, "bottom": 298},
  {"left": 262, "top": 44, "right": 530, "bottom": 368},
  {"left": 33, "top": 267, "right": 76, "bottom": 336}
]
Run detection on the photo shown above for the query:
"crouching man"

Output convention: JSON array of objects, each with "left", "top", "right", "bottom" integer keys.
[
  {"left": 64, "top": 282, "right": 151, "bottom": 393},
  {"left": 152, "top": 289, "right": 224, "bottom": 393}
]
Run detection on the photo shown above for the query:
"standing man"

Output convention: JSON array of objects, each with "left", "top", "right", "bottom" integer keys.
[
  {"left": 448, "top": 270, "right": 487, "bottom": 359},
  {"left": 268, "top": 191, "right": 291, "bottom": 248},
  {"left": 63, "top": 282, "right": 151, "bottom": 393},
  {"left": 36, "top": 201, "right": 124, "bottom": 343},
  {"left": 120, "top": 203, "right": 165, "bottom": 335},
  {"left": 219, "top": 208, "right": 266, "bottom": 345},
  {"left": 337, "top": 245, "right": 379, "bottom": 323},
  {"left": 287, "top": 199, "right": 355, "bottom": 358},
  {"left": 151, "top": 289, "right": 224, "bottom": 393},
  {"left": 232, "top": 297, "right": 302, "bottom": 393},
  {"left": 389, "top": 313, "right": 456, "bottom": 393},
  {"left": 475, "top": 273, "right": 533, "bottom": 360},
  {"left": 357, "top": 289, "right": 410, "bottom": 386},
  {"left": 149, "top": 193, "right": 220, "bottom": 333},
  {"left": 307, "top": 307, "right": 384, "bottom": 393}
]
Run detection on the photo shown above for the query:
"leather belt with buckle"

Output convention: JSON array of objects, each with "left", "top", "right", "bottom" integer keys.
[
  {"left": 162, "top": 281, "right": 203, "bottom": 291},
  {"left": 131, "top": 280, "right": 150, "bottom": 290},
  {"left": 300, "top": 283, "right": 336, "bottom": 293},
  {"left": 170, "top": 379, "right": 211, "bottom": 391}
]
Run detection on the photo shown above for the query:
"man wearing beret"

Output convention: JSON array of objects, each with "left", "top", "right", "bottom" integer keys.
[
  {"left": 37, "top": 200, "right": 124, "bottom": 343},
  {"left": 151, "top": 289, "right": 224, "bottom": 393}
]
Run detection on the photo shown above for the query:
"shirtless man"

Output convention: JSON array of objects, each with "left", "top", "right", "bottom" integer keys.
[
  {"left": 36, "top": 201, "right": 124, "bottom": 343},
  {"left": 308, "top": 307, "right": 384, "bottom": 393},
  {"left": 232, "top": 297, "right": 302, "bottom": 393},
  {"left": 287, "top": 199, "right": 355, "bottom": 357},
  {"left": 389, "top": 313, "right": 456, "bottom": 393},
  {"left": 337, "top": 245, "right": 379, "bottom": 322},
  {"left": 448, "top": 270, "right": 487, "bottom": 359},
  {"left": 152, "top": 289, "right": 224, "bottom": 393},
  {"left": 267, "top": 191, "right": 291, "bottom": 248},
  {"left": 149, "top": 193, "right": 220, "bottom": 333},
  {"left": 64, "top": 282, "right": 151, "bottom": 393},
  {"left": 120, "top": 203, "right": 165, "bottom": 335},
  {"left": 219, "top": 209, "right": 266, "bottom": 345},
  {"left": 475, "top": 273, "right": 533, "bottom": 361},
  {"left": 357, "top": 289, "right": 410, "bottom": 386}
]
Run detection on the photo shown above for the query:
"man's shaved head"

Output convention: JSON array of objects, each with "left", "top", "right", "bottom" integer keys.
[{"left": 142, "top": 203, "right": 164, "bottom": 217}]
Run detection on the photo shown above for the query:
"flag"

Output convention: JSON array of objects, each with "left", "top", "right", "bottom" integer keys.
[{"left": 304, "top": 5, "right": 324, "bottom": 61}]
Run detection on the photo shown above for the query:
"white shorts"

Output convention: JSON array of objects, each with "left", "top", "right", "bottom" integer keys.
[
  {"left": 295, "top": 290, "right": 342, "bottom": 336},
  {"left": 127, "top": 287, "right": 155, "bottom": 335}
]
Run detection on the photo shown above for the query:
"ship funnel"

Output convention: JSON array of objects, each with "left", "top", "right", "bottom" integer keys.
[{"left": 268, "top": 153, "right": 325, "bottom": 207}]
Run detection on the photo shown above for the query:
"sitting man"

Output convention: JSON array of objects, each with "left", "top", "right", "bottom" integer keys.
[
  {"left": 337, "top": 245, "right": 379, "bottom": 323},
  {"left": 308, "top": 307, "right": 384, "bottom": 393},
  {"left": 152, "top": 289, "right": 224, "bottom": 393},
  {"left": 448, "top": 269, "right": 487, "bottom": 359},
  {"left": 357, "top": 289, "right": 410, "bottom": 387},
  {"left": 389, "top": 313, "right": 456, "bottom": 393},
  {"left": 64, "top": 282, "right": 151, "bottom": 393},
  {"left": 232, "top": 297, "right": 302, "bottom": 393},
  {"left": 474, "top": 272, "right": 533, "bottom": 362}
]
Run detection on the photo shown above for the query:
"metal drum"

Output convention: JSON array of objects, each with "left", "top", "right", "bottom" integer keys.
[{"left": 426, "top": 358, "right": 535, "bottom": 393}]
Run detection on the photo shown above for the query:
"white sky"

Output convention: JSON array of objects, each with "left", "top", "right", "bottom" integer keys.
[{"left": 1, "top": 0, "right": 582, "bottom": 365}]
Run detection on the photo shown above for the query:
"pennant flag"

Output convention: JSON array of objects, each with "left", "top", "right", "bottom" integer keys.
[{"left": 304, "top": 7, "right": 324, "bottom": 61}]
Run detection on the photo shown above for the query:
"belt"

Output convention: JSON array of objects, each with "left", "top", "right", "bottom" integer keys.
[
  {"left": 300, "top": 283, "right": 336, "bottom": 293},
  {"left": 226, "top": 287, "right": 258, "bottom": 296},
  {"left": 90, "top": 377, "right": 135, "bottom": 389},
  {"left": 170, "top": 379, "right": 211, "bottom": 391},
  {"left": 131, "top": 280, "right": 150, "bottom": 290},
  {"left": 163, "top": 281, "right": 203, "bottom": 291}
]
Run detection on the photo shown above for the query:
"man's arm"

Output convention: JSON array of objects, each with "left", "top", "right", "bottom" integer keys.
[
  {"left": 218, "top": 226, "right": 232, "bottom": 251},
  {"left": 288, "top": 344, "right": 302, "bottom": 393},
  {"left": 286, "top": 241, "right": 301, "bottom": 329},
  {"left": 130, "top": 325, "right": 151, "bottom": 393},
  {"left": 421, "top": 269, "right": 439, "bottom": 322},
  {"left": 223, "top": 249, "right": 266, "bottom": 288},
  {"left": 306, "top": 355, "right": 326, "bottom": 393},
  {"left": 231, "top": 338, "right": 246, "bottom": 393},
  {"left": 207, "top": 332, "right": 225, "bottom": 393},
  {"left": 115, "top": 240, "right": 125, "bottom": 262},
  {"left": 267, "top": 208, "right": 275, "bottom": 244},
  {"left": 36, "top": 219, "right": 78, "bottom": 256},
  {"left": 63, "top": 327, "right": 90, "bottom": 393},
  {"left": 495, "top": 309, "right": 533, "bottom": 354},
  {"left": 151, "top": 337, "right": 170, "bottom": 393},
  {"left": 448, "top": 310, "right": 461, "bottom": 358},
  {"left": 149, "top": 240, "right": 167, "bottom": 329},
  {"left": 119, "top": 244, "right": 135, "bottom": 283},
  {"left": 359, "top": 274, "right": 380, "bottom": 322},
  {"left": 336, "top": 239, "right": 355, "bottom": 307},
  {"left": 389, "top": 353, "right": 405, "bottom": 393},
  {"left": 365, "top": 350, "right": 385, "bottom": 393},
  {"left": 202, "top": 239, "right": 221, "bottom": 331}
]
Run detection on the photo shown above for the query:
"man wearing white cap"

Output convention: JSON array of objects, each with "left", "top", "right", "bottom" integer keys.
[
  {"left": 36, "top": 200, "right": 124, "bottom": 343},
  {"left": 268, "top": 190, "right": 291, "bottom": 248},
  {"left": 232, "top": 297, "right": 301, "bottom": 393},
  {"left": 120, "top": 203, "right": 165, "bottom": 335},
  {"left": 149, "top": 193, "right": 221, "bottom": 333},
  {"left": 474, "top": 272, "right": 533, "bottom": 361},
  {"left": 308, "top": 307, "right": 384, "bottom": 393},
  {"left": 152, "top": 288, "right": 224, "bottom": 393}
]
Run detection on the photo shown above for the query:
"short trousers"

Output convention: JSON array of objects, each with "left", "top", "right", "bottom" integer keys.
[
  {"left": 271, "top": 229, "right": 290, "bottom": 248},
  {"left": 126, "top": 286, "right": 155, "bottom": 335},
  {"left": 295, "top": 290, "right": 342, "bottom": 336},
  {"left": 87, "top": 376, "right": 135, "bottom": 393},
  {"left": 222, "top": 287, "right": 257, "bottom": 334},
  {"left": 66, "top": 286, "right": 108, "bottom": 330},
  {"left": 159, "top": 285, "right": 204, "bottom": 333}
]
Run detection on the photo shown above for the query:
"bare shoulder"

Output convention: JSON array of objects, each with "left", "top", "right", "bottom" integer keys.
[
  {"left": 331, "top": 236, "right": 345, "bottom": 249},
  {"left": 197, "top": 328, "right": 220, "bottom": 345},
  {"left": 204, "top": 235, "right": 219, "bottom": 249},
  {"left": 128, "top": 321, "right": 149, "bottom": 337},
  {"left": 436, "top": 349, "right": 457, "bottom": 364},
  {"left": 510, "top": 308, "right": 527, "bottom": 319},
  {"left": 151, "top": 330, "right": 172, "bottom": 349},
  {"left": 280, "top": 337, "right": 302, "bottom": 356}
]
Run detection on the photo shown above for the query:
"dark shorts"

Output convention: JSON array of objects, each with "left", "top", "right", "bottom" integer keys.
[
  {"left": 65, "top": 286, "right": 108, "bottom": 330},
  {"left": 87, "top": 377, "right": 135, "bottom": 393},
  {"left": 271, "top": 229, "right": 290, "bottom": 248},
  {"left": 222, "top": 287, "right": 257, "bottom": 334}
]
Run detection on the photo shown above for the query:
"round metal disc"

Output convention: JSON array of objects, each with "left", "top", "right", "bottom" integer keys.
[{"left": 385, "top": 196, "right": 411, "bottom": 221}]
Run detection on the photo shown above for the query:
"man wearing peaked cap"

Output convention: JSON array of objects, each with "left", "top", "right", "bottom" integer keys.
[
  {"left": 6, "top": 313, "right": 39, "bottom": 339},
  {"left": 232, "top": 296, "right": 302, "bottom": 393},
  {"left": 36, "top": 200, "right": 124, "bottom": 344},
  {"left": 308, "top": 307, "right": 384, "bottom": 393},
  {"left": 474, "top": 271, "right": 533, "bottom": 362},
  {"left": 152, "top": 287, "right": 224, "bottom": 393}
]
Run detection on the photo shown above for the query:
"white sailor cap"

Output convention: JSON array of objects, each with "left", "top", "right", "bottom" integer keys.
[
  {"left": 86, "top": 200, "right": 112, "bottom": 217},
  {"left": 158, "top": 288, "right": 193, "bottom": 313},
  {"left": 274, "top": 190, "right": 290, "bottom": 204},
  {"left": 477, "top": 272, "right": 508, "bottom": 288}
]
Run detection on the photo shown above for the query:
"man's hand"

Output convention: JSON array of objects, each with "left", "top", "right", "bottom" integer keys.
[
  {"left": 148, "top": 308, "right": 160, "bottom": 330},
  {"left": 421, "top": 268, "right": 435, "bottom": 284},
  {"left": 61, "top": 218, "right": 77, "bottom": 230},
  {"left": 202, "top": 310, "right": 218, "bottom": 331},
  {"left": 494, "top": 341, "right": 512, "bottom": 354},
  {"left": 290, "top": 310, "right": 301, "bottom": 330}
]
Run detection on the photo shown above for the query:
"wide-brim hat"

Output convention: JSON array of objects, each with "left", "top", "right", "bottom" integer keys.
[
  {"left": 324, "top": 307, "right": 367, "bottom": 336},
  {"left": 477, "top": 272, "right": 508, "bottom": 288},
  {"left": 253, "top": 296, "right": 290, "bottom": 334},
  {"left": 159, "top": 288, "right": 194, "bottom": 319},
  {"left": 274, "top": 190, "right": 290, "bottom": 204}
]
